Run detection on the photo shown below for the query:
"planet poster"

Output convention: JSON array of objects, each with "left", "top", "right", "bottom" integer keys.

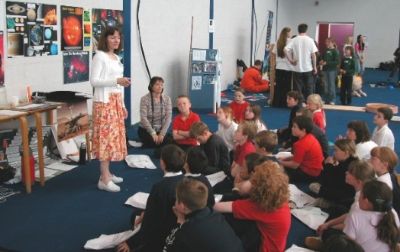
[
  {"left": 0, "top": 31, "right": 4, "bottom": 85},
  {"left": 6, "top": 2, "right": 58, "bottom": 57},
  {"left": 61, "top": 6, "right": 83, "bottom": 51},
  {"left": 83, "top": 10, "right": 91, "bottom": 51},
  {"left": 92, "top": 9, "right": 123, "bottom": 59},
  {"left": 63, "top": 51, "right": 89, "bottom": 84},
  {"left": 6, "top": 1, "right": 27, "bottom": 57}
]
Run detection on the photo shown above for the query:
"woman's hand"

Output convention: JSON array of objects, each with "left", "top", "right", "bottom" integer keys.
[
  {"left": 123, "top": 107, "right": 128, "bottom": 119},
  {"left": 317, "top": 223, "right": 329, "bottom": 236},
  {"left": 117, "top": 77, "right": 131, "bottom": 87},
  {"left": 157, "top": 135, "right": 164, "bottom": 145},
  {"left": 117, "top": 242, "right": 130, "bottom": 252}
]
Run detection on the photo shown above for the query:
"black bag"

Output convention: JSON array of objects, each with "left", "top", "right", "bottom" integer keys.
[{"left": 0, "top": 161, "right": 16, "bottom": 183}]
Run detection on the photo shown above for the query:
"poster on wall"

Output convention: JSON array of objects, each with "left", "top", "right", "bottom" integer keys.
[
  {"left": 83, "top": 10, "right": 91, "bottom": 51},
  {"left": 63, "top": 51, "right": 89, "bottom": 84},
  {"left": 25, "top": 3, "right": 58, "bottom": 56},
  {"left": 6, "top": 1, "right": 27, "bottom": 57},
  {"left": 0, "top": 31, "right": 4, "bottom": 85},
  {"left": 61, "top": 6, "right": 83, "bottom": 51},
  {"left": 92, "top": 9, "right": 123, "bottom": 58},
  {"left": 262, "top": 11, "right": 274, "bottom": 74},
  {"left": 5, "top": 2, "right": 58, "bottom": 57},
  {"left": 57, "top": 101, "right": 89, "bottom": 142}
]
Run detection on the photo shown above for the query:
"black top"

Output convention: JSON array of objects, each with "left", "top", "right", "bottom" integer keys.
[
  {"left": 202, "top": 134, "right": 230, "bottom": 175},
  {"left": 279, "top": 104, "right": 302, "bottom": 144},
  {"left": 128, "top": 175, "right": 183, "bottom": 252},
  {"left": 163, "top": 208, "right": 245, "bottom": 252},
  {"left": 311, "top": 125, "right": 329, "bottom": 158},
  {"left": 319, "top": 156, "right": 357, "bottom": 207}
]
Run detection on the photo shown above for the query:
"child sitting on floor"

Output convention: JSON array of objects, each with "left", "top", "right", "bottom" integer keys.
[
  {"left": 229, "top": 88, "right": 249, "bottom": 123},
  {"left": 278, "top": 90, "right": 303, "bottom": 146},
  {"left": 163, "top": 178, "right": 244, "bottom": 252},
  {"left": 216, "top": 106, "right": 238, "bottom": 152},
  {"left": 190, "top": 121, "right": 230, "bottom": 175},
  {"left": 230, "top": 121, "right": 257, "bottom": 179},
  {"left": 244, "top": 104, "right": 267, "bottom": 132},
  {"left": 254, "top": 130, "right": 278, "bottom": 162},
  {"left": 307, "top": 93, "right": 326, "bottom": 132},
  {"left": 304, "top": 160, "right": 376, "bottom": 250},
  {"left": 118, "top": 144, "right": 185, "bottom": 252},
  {"left": 369, "top": 146, "right": 400, "bottom": 216},
  {"left": 214, "top": 161, "right": 291, "bottom": 252},
  {"left": 371, "top": 107, "right": 395, "bottom": 150}
]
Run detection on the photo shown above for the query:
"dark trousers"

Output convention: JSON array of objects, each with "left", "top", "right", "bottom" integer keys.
[
  {"left": 340, "top": 75, "right": 353, "bottom": 105},
  {"left": 285, "top": 167, "right": 319, "bottom": 183},
  {"left": 272, "top": 69, "right": 292, "bottom": 107},
  {"left": 137, "top": 127, "right": 172, "bottom": 148},
  {"left": 293, "top": 71, "right": 314, "bottom": 100}
]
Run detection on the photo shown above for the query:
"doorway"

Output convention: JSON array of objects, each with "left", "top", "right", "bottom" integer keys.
[{"left": 316, "top": 22, "right": 354, "bottom": 56}]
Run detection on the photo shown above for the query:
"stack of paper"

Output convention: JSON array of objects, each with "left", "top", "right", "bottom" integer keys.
[
  {"left": 291, "top": 206, "right": 329, "bottom": 230},
  {"left": 84, "top": 226, "right": 141, "bottom": 250},
  {"left": 289, "top": 184, "right": 316, "bottom": 208}
]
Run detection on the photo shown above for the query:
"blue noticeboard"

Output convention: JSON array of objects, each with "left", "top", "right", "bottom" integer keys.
[{"left": 188, "top": 48, "right": 221, "bottom": 112}]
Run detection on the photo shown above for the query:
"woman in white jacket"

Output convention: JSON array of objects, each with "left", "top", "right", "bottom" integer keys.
[{"left": 90, "top": 26, "right": 131, "bottom": 192}]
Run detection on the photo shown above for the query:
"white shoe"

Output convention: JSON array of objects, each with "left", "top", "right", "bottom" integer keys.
[
  {"left": 309, "top": 182, "right": 321, "bottom": 194},
  {"left": 98, "top": 180, "right": 120, "bottom": 192},
  {"left": 111, "top": 174, "right": 123, "bottom": 184}
]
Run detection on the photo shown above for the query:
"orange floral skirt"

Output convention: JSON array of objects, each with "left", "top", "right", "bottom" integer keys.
[{"left": 92, "top": 93, "right": 127, "bottom": 161}]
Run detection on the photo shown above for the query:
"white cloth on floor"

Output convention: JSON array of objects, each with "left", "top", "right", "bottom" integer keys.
[{"left": 84, "top": 226, "right": 141, "bottom": 250}]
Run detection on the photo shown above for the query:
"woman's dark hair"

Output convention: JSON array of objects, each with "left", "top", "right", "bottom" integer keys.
[
  {"left": 362, "top": 180, "right": 399, "bottom": 251},
  {"left": 97, "top": 26, "right": 122, "bottom": 53},
  {"left": 356, "top": 34, "right": 365, "bottom": 51},
  {"left": 161, "top": 144, "right": 186, "bottom": 172},
  {"left": 277, "top": 27, "right": 291, "bottom": 58},
  {"left": 148, "top": 76, "right": 165, "bottom": 130},
  {"left": 347, "top": 120, "right": 371, "bottom": 144}
]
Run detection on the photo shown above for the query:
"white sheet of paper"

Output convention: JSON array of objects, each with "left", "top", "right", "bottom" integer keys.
[
  {"left": 35, "top": 168, "right": 59, "bottom": 178},
  {"left": 0, "top": 110, "right": 26, "bottom": 116},
  {"left": 192, "top": 50, "right": 206, "bottom": 61},
  {"left": 206, "top": 171, "right": 227, "bottom": 187},
  {"left": 214, "top": 194, "right": 223, "bottom": 202},
  {"left": 125, "top": 192, "right": 149, "bottom": 209},
  {"left": 128, "top": 140, "right": 143, "bottom": 147},
  {"left": 289, "top": 184, "right": 316, "bottom": 208},
  {"left": 83, "top": 226, "right": 141, "bottom": 250},
  {"left": 125, "top": 155, "right": 157, "bottom": 169},
  {"left": 291, "top": 206, "right": 329, "bottom": 230},
  {"left": 47, "top": 162, "right": 77, "bottom": 172},
  {"left": 285, "top": 244, "right": 316, "bottom": 252},
  {"left": 275, "top": 151, "right": 293, "bottom": 160}
]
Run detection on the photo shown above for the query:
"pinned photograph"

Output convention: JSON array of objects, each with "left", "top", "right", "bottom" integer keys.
[{"left": 192, "top": 76, "right": 202, "bottom": 90}]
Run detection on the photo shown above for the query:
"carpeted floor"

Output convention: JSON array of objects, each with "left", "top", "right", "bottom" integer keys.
[{"left": 0, "top": 69, "right": 399, "bottom": 252}]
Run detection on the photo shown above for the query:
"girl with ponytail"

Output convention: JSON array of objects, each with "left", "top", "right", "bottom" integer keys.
[{"left": 344, "top": 180, "right": 399, "bottom": 252}]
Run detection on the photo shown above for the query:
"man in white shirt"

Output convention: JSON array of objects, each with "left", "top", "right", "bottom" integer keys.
[
  {"left": 284, "top": 23, "right": 318, "bottom": 100},
  {"left": 371, "top": 107, "right": 395, "bottom": 150}
]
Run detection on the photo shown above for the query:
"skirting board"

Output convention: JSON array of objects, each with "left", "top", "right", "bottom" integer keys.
[{"left": 323, "top": 104, "right": 366, "bottom": 112}]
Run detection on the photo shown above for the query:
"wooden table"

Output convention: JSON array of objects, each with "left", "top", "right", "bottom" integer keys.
[
  {"left": 0, "top": 110, "right": 31, "bottom": 193},
  {"left": 12, "top": 103, "right": 60, "bottom": 188}
]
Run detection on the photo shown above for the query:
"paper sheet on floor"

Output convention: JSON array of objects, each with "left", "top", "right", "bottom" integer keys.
[
  {"left": 291, "top": 206, "right": 329, "bottom": 230},
  {"left": 206, "top": 171, "right": 227, "bottom": 187},
  {"left": 46, "top": 162, "right": 77, "bottom": 171},
  {"left": 83, "top": 226, "right": 141, "bottom": 250},
  {"left": 125, "top": 192, "right": 224, "bottom": 210},
  {"left": 125, "top": 155, "right": 156, "bottom": 169},
  {"left": 35, "top": 168, "right": 59, "bottom": 179},
  {"left": 125, "top": 192, "right": 149, "bottom": 209},
  {"left": 289, "top": 184, "right": 316, "bottom": 208},
  {"left": 285, "top": 244, "right": 315, "bottom": 252},
  {"left": 128, "top": 140, "right": 143, "bottom": 147},
  {"left": 275, "top": 151, "right": 293, "bottom": 160}
]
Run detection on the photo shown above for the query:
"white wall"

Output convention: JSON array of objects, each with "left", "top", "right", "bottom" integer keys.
[
  {"left": 0, "top": 0, "right": 122, "bottom": 106},
  {"left": 130, "top": 0, "right": 277, "bottom": 123},
  {"left": 276, "top": 0, "right": 399, "bottom": 68}
]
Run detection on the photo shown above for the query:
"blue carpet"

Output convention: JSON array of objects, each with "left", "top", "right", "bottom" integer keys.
[{"left": 0, "top": 69, "right": 399, "bottom": 252}]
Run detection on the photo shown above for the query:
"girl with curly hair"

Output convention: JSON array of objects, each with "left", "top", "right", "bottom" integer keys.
[{"left": 214, "top": 161, "right": 291, "bottom": 252}]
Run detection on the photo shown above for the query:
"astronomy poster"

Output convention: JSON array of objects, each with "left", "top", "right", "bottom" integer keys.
[
  {"left": 0, "top": 31, "right": 4, "bottom": 85},
  {"left": 63, "top": 51, "right": 89, "bottom": 84},
  {"left": 6, "top": 1, "right": 26, "bottom": 57},
  {"left": 61, "top": 6, "right": 83, "bottom": 51},
  {"left": 92, "top": 9, "right": 123, "bottom": 58}
]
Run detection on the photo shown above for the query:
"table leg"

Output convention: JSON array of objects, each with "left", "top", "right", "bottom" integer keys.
[
  {"left": 18, "top": 116, "right": 31, "bottom": 194},
  {"left": 34, "top": 112, "right": 45, "bottom": 186}
]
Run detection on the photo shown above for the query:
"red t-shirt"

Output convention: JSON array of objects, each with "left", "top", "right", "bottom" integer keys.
[
  {"left": 233, "top": 199, "right": 291, "bottom": 252},
  {"left": 312, "top": 109, "right": 326, "bottom": 133},
  {"left": 230, "top": 101, "right": 249, "bottom": 123},
  {"left": 293, "top": 133, "right": 324, "bottom": 177},
  {"left": 234, "top": 140, "right": 256, "bottom": 166},
  {"left": 172, "top": 111, "right": 200, "bottom": 146}
]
